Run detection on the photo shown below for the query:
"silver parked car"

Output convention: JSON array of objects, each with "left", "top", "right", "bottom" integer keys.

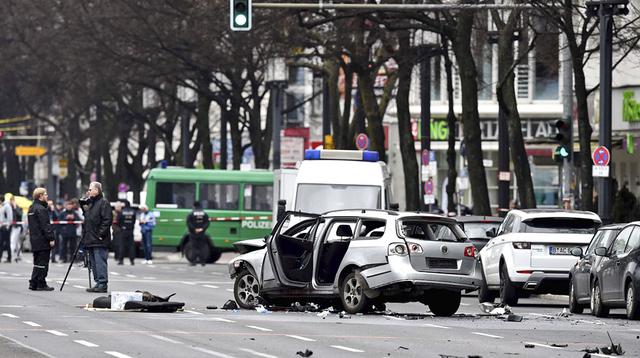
[{"left": 229, "top": 210, "right": 483, "bottom": 315}]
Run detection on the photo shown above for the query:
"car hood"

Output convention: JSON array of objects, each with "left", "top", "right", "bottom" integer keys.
[{"left": 233, "top": 238, "right": 267, "bottom": 254}]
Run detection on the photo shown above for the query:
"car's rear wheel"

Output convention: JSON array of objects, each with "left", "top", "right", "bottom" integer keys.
[
  {"left": 340, "top": 272, "right": 369, "bottom": 314},
  {"left": 234, "top": 270, "right": 261, "bottom": 309},
  {"left": 428, "top": 290, "right": 461, "bottom": 317},
  {"left": 569, "top": 277, "right": 584, "bottom": 314},
  {"left": 478, "top": 265, "right": 496, "bottom": 303},
  {"left": 591, "top": 281, "right": 609, "bottom": 317},
  {"left": 625, "top": 282, "right": 640, "bottom": 320},
  {"left": 499, "top": 264, "right": 518, "bottom": 306}
]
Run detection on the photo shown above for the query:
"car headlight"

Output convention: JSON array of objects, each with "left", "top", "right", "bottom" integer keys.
[{"left": 388, "top": 243, "right": 408, "bottom": 256}]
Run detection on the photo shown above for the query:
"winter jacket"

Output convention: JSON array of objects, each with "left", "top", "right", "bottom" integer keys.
[
  {"left": 140, "top": 212, "right": 156, "bottom": 233},
  {"left": 28, "top": 199, "right": 55, "bottom": 251},
  {"left": 58, "top": 209, "right": 81, "bottom": 238},
  {"left": 81, "top": 194, "right": 113, "bottom": 248},
  {"left": 0, "top": 201, "right": 13, "bottom": 229},
  {"left": 187, "top": 209, "right": 209, "bottom": 234},
  {"left": 117, "top": 207, "right": 137, "bottom": 232}
]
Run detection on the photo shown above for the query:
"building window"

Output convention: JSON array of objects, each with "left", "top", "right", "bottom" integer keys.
[
  {"left": 288, "top": 67, "right": 305, "bottom": 86},
  {"left": 534, "top": 32, "right": 559, "bottom": 100},
  {"left": 285, "top": 92, "right": 305, "bottom": 125}
]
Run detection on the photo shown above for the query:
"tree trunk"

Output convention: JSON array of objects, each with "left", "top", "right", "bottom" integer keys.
[
  {"left": 395, "top": 30, "right": 420, "bottom": 211},
  {"left": 573, "top": 62, "right": 594, "bottom": 211},
  {"left": 196, "top": 86, "right": 214, "bottom": 169},
  {"left": 452, "top": 12, "right": 491, "bottom": 215},
  {"left": 220, "top": 102, "right": 228, "bottom": 170},
  {"left": 357, "top": 73, "right": 386, "bottom": 160},
  {"left": 443, "top": 41, "right": 458, "bottom": 214},
  {"left": 228, "top": 102, "right": 243, "bottom": 170}
]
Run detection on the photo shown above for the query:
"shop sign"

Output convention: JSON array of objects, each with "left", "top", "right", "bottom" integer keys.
[
  {"left": 623, "top": 91, "right": 640, "bottom": 122},
  {"left": 413, "top": 118, "right": 560, "bottom": 142}
]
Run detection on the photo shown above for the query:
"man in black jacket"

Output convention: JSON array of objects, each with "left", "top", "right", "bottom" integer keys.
[
  {"left": 116, "top": 200, "right": 137, "bottom": 266},
  {"left": 186, "top": 201, "right": 210, "bottom": 266},
  {"left": 27, "top": 188, "right": 56, "bottom": 291},
  {"left": 81, "top": 182, "right": 112, "bottom": 293}
]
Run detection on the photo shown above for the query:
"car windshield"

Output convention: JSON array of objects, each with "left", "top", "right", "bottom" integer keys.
[
  {"left": 521, "top": 218, "right": 599, "bottom": 234},
  {"left": 399, "top": 219, "right": 466, "bottom": 242},
  {"left": 462, "top": 222, "right": 501, "bottom": 239},
  {"left": 295, "top": 184, "right": 381, "bottom": 213}
]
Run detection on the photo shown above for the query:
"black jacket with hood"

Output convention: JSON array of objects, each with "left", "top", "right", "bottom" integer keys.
[
  {"left": 81, "top": 194, "right": 112, "bottom": 248},
  {"left": 28, "top": 199, "right": 56, "bottom": 251}
]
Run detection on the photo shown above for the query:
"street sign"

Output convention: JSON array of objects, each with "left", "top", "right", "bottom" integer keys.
[
  {"left": 15, "top": 146, "right": 47, "bottom": 156},
  {"left": 423, "top": 194, "right": 435, "bottom": 205},
  {"left": 355, "top": 133, "right": 369, "bottom": 150},
  {"left": 421, "top": 149, "right": 429, "bottom": 166},
  {"left": 424, "top": 179, "right": 434, "bottom": 195},
  {"left": 592, "top": 146, "right": 610, "bottom": 166},
  {"left": 498, "top": 171, "right": 511, "bottom": 182},
  {"left": 593, "top": 165, "right": 610, "bottom": 178}
]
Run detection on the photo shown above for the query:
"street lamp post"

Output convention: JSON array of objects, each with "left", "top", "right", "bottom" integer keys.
[{"left": 266, "top": 57, "right": 288, "bottom": 170}]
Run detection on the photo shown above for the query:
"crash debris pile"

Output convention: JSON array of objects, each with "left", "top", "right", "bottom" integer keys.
[{"left": 478, "top": 302, "right": 523, "bottom": 322}]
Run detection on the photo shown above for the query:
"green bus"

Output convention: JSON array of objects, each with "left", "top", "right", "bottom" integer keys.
[{"left": 145, "top": 168, "right": 273, "bottom": 263}]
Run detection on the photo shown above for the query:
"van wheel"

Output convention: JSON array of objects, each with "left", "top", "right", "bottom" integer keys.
[
  {"left": 591, "top": 281, "right": 609, "bottom": 317},
  {"left": 499, "top": 264, "right": 518, "bottom": 306},
  {"left": 340, "top": 272, "right": 369, "bottom": 314},
  {"left": 569, "top": 278, "right": 584, "bottom": 314},
  {"left": 234, "top": 270, "right": 261, "bottom": 309},
  {"left": 625, "top": 282, "right": 640, "bottom": 320},
  {"left": 478, "top": 267, "right": 496, "bottom": 303},
  {"left": 428, "top": 290, "right": 461, "bottom": 317}
]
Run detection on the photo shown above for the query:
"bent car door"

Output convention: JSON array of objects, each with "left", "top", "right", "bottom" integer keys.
[{"left": 264, "top": 212, "right": 319, "bottom": 290}]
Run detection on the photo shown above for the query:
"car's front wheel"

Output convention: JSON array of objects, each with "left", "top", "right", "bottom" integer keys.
[
  {"left": 591, "top": 281, "right": 609, "bottom": 317},
  {"left": 340, "top": 272, "right": 369, "bottom": 314},
  {"left": 499, "top": 264, "right": 518, "bottom": 306},
  {"left": 234, "top": 270, "right": 261, "bottom": 309},
  {"left": 569, "top": 277, "right": 584, "bottom": 314},
  {"left": 625, "top": 282, "right": 640, "bottom": 320},
  {"left": 428, "top": 290, "right": 461, "bottom": 317}
]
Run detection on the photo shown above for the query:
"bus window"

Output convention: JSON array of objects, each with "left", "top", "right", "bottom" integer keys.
[
  {"left": 200, "top": 184, "right": 239, "bottom": 210},
  {"left": 244, "top": 184, "right": 273, "bottom": 211},
  {"left": 155, "top": 182, "right": 195, "bottom": 208}
]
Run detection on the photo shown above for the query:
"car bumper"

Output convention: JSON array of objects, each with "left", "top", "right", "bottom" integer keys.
[
  {"left": 513, "top": 271, "right": 570, "bottom": 294},
  {"left": 360, "top": 256, "right": 483, "bottom": 291}
]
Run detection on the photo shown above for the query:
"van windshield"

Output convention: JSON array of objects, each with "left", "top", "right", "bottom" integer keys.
[{"left": 295, "top": 184, "right": 381, "bottom": 213}]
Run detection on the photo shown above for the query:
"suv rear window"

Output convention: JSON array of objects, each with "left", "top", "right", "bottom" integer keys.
[{"left": 521, "top": 218, "right": 598, "bottom": 234}]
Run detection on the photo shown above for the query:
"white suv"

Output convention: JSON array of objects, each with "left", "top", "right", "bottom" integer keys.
[{"left": 478, "top": 209, "right": 601, "bottom": 305}]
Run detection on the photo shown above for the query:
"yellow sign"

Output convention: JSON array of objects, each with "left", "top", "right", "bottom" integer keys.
[
  {"left": 59, "top": 159, "right": 68, "bottom": 167},
  {"left": 324, "top": 135, "right": 335, "bottom": 150},
  {"left": 15, "top": 146, "right": 47, "bottom": 156}
]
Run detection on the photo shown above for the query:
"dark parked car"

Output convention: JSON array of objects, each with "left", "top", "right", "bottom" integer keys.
[
  {"left": 568, "top": 224, "right": 624, "bottom": 313},
  {"left": 456, "top": 216, "right": 503, "bottom": 251},
  {"left": 590, "top": 221, "right": 640, "bottom": 319}
]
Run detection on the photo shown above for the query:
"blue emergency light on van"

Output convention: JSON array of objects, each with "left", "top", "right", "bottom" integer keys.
[{"left": 304, "top": 149, "right": 379, "bottom": 162}]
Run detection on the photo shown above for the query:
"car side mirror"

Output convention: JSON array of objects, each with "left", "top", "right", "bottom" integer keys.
[
  {"left": 594, "top": 247, "right": 608, "bottom": 257},
  {"left": 570, "top": 247, "right": 583, "bottom": 257},
  {"left": 486, "top": 228, "right": 497, "bottom": 238}
]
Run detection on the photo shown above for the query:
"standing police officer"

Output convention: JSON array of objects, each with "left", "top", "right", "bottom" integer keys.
[
  {"left": 116, "top": 201, "right": 137, "bottom": 266},
  {"left": 27, "top": 188, "right": 56, "bottom": 291},
  {"left": 186, "top": 202, "right": 209, "bottom": 266}
]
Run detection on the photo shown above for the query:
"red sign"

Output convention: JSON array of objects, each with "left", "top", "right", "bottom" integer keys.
[
  {"left": 355, "top": 133, "right": 369, "bottom": 150},
  {"left": 421, "top": 149, "right": 430, "bottom": 166},
  {"left": 592, "top": 146, "right": 610, "bottom": 166},
  {"left": 424, "top": 179, "right": 434, "bottom": 195}
]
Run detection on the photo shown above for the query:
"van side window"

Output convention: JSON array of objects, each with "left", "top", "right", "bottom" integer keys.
[
  {"left": 155, "top": 182, "right": 195, "bottom": 209},
  {"left": 200, "top": 184, "right": 239, "bottom": 210},
  {"left": 244, "top": 184, "right": 273, "bottom": 211}
]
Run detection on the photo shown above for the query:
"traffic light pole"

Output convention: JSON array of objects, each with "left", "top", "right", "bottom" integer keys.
[
  {"left": 419, "top": 47, "right": 431, "bottom": 212},
  {"left": 561, "top": 35, "right": 573, "bottom": 207},
  {"left": 598, "top": 6, "right": 613, "bottom": 223}
]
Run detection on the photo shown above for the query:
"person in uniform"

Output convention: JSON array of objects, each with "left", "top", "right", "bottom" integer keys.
[
  {"left": 27, "top": 188, "right": 56, "bottom": 291},
  {"left": 186, "top": 201, "right": 210, "bottom": 266},
  {"left": 116, "top": 201, "right": 137, "bottom": 265}
]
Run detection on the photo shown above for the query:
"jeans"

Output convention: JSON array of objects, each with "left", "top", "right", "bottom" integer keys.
[
  {"left": 142, "top": 230, "right": 153, "bottom": 261},
  {"left": 88, "top": 247, "right": 108, "bottom": 288}
]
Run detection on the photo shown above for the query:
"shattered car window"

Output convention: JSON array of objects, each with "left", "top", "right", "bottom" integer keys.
[
  {"left": 399, "top": 219, "right": 466, "bottom": 242},
  {"left": 356, "top": 220, "right": 386, "bottom": 239}
]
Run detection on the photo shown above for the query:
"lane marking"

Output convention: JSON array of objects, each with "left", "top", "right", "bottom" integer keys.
[
  {"left": 46, "top": 330, "right": 68, "bottom": 337},
  {"left": 23, "top": 321, "right": 42, "bottom": 327},
  {"left": 211, "top": 317, "right": 236, "bottom": 323},
  {"left": 460, "top": 303, "right": 470, "bottom": 306},
  {"left": 423, "top": 323, "right": 450, "bottom": 329},
  {"left": 181, "top": 281, "right": 196, "bottom": 285},
  {"left": 56, "top": 281, "right": 63, "bottom": 284},
  {"left": 184, "top": 310, "right": 203, "bottom": 315},
  {"left": 331, "top": 345, "right": 365, "bottom": 353},
  {"left": 11, "top": 273, "right": 20, "bottom": 277},
  {"left": 286, "top": 335, "right": 316, "bottom": 342},
  {"left": 110, "top": 272, "right": 120, "bottom": 276},
  {"left": 246, "top": 325, "right": 273, "bottom": 332},
  {"left": 239, "top": 348, "right": 279, "bottom": 358},
  {"left": 629, "top": 328, "right": 640, "bottom": 332},
  {"left": 225, "top": 289, "right": 234, "bottom": 293},
  {"left": 125, "top": 274, "right": 136, "bottom": 278},
  {"left": 73, "top": 285, "right": 85, "bottom": 289},
  {"left": 191, "top": 346, "right": 236, "bottom": 358},
  {"left": 203, "top": 285, "right": 220, "bottom": 289},
  {"left": 143, "top": 277, "right": 156, "bottom": 280},
  {"left": 105, "top": 351, "right": 134, "bottom": 358},
  {"left": 523, "top": 342, "right": 563, "bottom": 350},
  {"left": 0, "top": 333, "right": 56, "bottom": 358},
  {"left": 0, "top": 271, "right": 7, "bottom": 275},
  {"left": 383, "top": 315, "right": 404, "bottom": 321},
  {"left": 471, "top": 332, "right": 503, "bottom": 339},
  {"left": 2, "top": 313, "right": 19, "bottom": 318},
  {"left": 0, "top": 305, "right": 23, "bottom": 308},
  {"left": 149, "top": 334, "right": 183, "bottom": 344},
  {"left": 74, "top": 339, "right": 99, "bottom": 347}
]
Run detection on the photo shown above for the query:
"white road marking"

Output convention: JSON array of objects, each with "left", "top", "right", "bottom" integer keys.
[
  {"left": 46, "top": 330, "right": 68, "bottom": 336},
  {"left": 25, "top": 260, "right": 32, "bottom": 264},
  {"left": 23, "top": 321, "right": 41, "bottom": 327},
  {"left": 331, "top": 345, "right": 365, "bottom": 353},
  {"left": 73, "top": 285, "right": 85, "bottom": 289},
  {"left": 143, "top": 277, "right": 156, "bottom": 280},
  {"left": 460, "top": 303, "right": 470, "bottom": 306},
  {"left": 0, "top": 305, "right": 23, "bottom": 308},
  {"left": 528, "top": 313, "right": 556, "bottom": 319},
  {"left": 225, "top": 289, "right": 234, "bottom": 293},
  {"left": 181, "top": 281, "right": 196, "bottom": 285},
  {"left": 0, "top": 271, "right": 7, "bottom": 275},
  {"left": 110, "top": 272, "right": 120, "bottom": 276},
  {"left": 2, "top": 313, "right": 19, "bottom": 318},
  {"left": 471, "top": 332, "right": 503, "bottom": 339},
  {"left": 56, "top": 281, "right": 63, "bottom": 284},
  {"left": 11, "top": 273, "right": 20, "bottom": 277},
  {"left": 74, "top": 339, "right": 99, "bottom": 347},
  {"left": 149, "top": 334, "right": 183, "bottom": 344},
  {"left": 191, "top": 346, "right": 236, "bottom": 358},
  {"left": 286, "top": 335, "right": 316, "bottom": 342},
  {"left": 125, "top": 274, "right": 136, "bottom": 278},
  {"left": 184, "top": 310, "right": 203, "bottom": 315},
  {"left": 629, "top": 328, "right": 640, "bottom": 332},
  {"left": 211, "top": 317, "right": 236, "bottom": 323},
  {"left": 423, "top": 323, "right": 450, "bottom": 329},
  {"left": 239, "top": 348, "right": 279, "bottom": 358},
  {"left": 203, "top": 285, "right": 219, "bottom": 289},
  {"left": 105, "top": 351, "right": 134, "bottom": 358},
  {"left": 524, "top": 342, "right": 563, "bottom": 350},
  {"left": 246, "top": 325, "right": 273, "bottom": 332},
  {"left": 383, "top": 315, "right": 404, "bottom": 321},
  {"left": 0, "top": 333, "right": 56, "bottom": 358}
]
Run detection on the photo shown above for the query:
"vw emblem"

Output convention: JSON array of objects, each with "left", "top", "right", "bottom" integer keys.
[{"left": 441, "top": 245, "right": 448, "bottom": 254}]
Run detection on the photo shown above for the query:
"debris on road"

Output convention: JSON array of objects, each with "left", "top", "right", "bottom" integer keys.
[
  {"left": 296, "top": 349, "right": 313, "bottom": 357},
  {"left": 338, "top": 311, "right": 351, "bottom": 319},
  {"left": 290, "top": 302, "right": 321, "bottom": 313},
  {"left": 254, "top": 305, "right": 269, "bottom": 314},
  {"left": 87, "top": 291, "right": 184, "bottom": 312},
  {"left": 550, "top": 343, "right": 568, "bottom": 348},
  {"left": 478, "top": 302, "right": 512, "bottom": 315},
  {"left": 581, "top": 347, "right": 599, "bottom": 354},
  {"left": 556, "top": 308, "right": 571, "bottom": 318},
  {"left": 222, "top": 300, "right": 238, "bottom": 310},
  {"left": 397, "top": 346, "right": 409, "bottom": 350},
  {"left": 506, "top": 314, "right": 523, "bottom": 322},
  {"left": 316, "top": 310, "right": 329, "bottom": 319},
  {"left": 206, "top": 305, "right": 217, "bottom": 310},
  {"left": 524, "top": 344, "right": 535, "bottom": 349},
  {"left": 599, "top": 332, "right": 624, "bottom": 356}
]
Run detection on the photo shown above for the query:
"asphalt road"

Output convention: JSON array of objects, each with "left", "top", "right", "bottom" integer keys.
[{"left": 1, "top": 252, "right": 639, "bottom": 358}]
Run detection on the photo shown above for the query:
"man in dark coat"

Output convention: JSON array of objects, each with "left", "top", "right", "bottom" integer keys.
[
  {"left": 27, "top": 188, "right": 56, "bottom": 291},
  {"left": 186, "top": 201, "right": 210, "bottom": 266},
  {"left": 116, "top": 200, "right": 137, "bottom": 266},
  {"left": 81, "top": 182, "right": 112, "bottom": 293}
]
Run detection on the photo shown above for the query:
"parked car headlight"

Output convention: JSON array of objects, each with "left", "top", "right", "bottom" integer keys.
[
  {"left": 388, "top": 243, "right": 408, "bottom": 256},
  {"left": 512, "top": 242, "right": 531, "bottom": 250}
]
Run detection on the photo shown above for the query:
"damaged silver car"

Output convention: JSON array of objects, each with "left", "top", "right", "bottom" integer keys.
[{"left": 229, "top": 210, "right": 483, "bottom": 315}]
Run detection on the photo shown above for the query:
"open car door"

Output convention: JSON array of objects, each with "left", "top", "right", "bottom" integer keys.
[{"left": 264, "top": 212, "right": 320, "bottom": 289}]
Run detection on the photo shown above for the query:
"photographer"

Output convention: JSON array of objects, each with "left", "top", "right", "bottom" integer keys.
[{"left": 80, "top": 182, "right": 112, "bottom": 293}]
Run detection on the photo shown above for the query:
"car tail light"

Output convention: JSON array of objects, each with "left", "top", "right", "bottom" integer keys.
[
  {"left": 512, "top": 242, "right": 531, "bottom": 249},
  {"left": 388, "top": 243, "right": 408, "bottom": 256},
  {"left": 517, "top": 270, "right": 533, "bottom": 274},
  {"left": 408, "top": 243, "right": 423, "bottom": 254},
  {"left": 464, "top": 246, "right": 475, "bottom": 257}
]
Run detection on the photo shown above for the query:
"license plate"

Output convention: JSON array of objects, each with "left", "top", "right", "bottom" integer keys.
[
  {"left": 549, "top": 246, "right": 571, "bottom": 255},
  {"left": 426, "top": 258, "right": 457, "bottom": 269}
]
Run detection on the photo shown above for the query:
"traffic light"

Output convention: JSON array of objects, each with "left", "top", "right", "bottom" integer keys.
[
  {"left": 553, "top": 118, "right": 572, "bottom": 161},
  {"left": 230, "top": 0, "right": 251, "bottom": 31}
]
